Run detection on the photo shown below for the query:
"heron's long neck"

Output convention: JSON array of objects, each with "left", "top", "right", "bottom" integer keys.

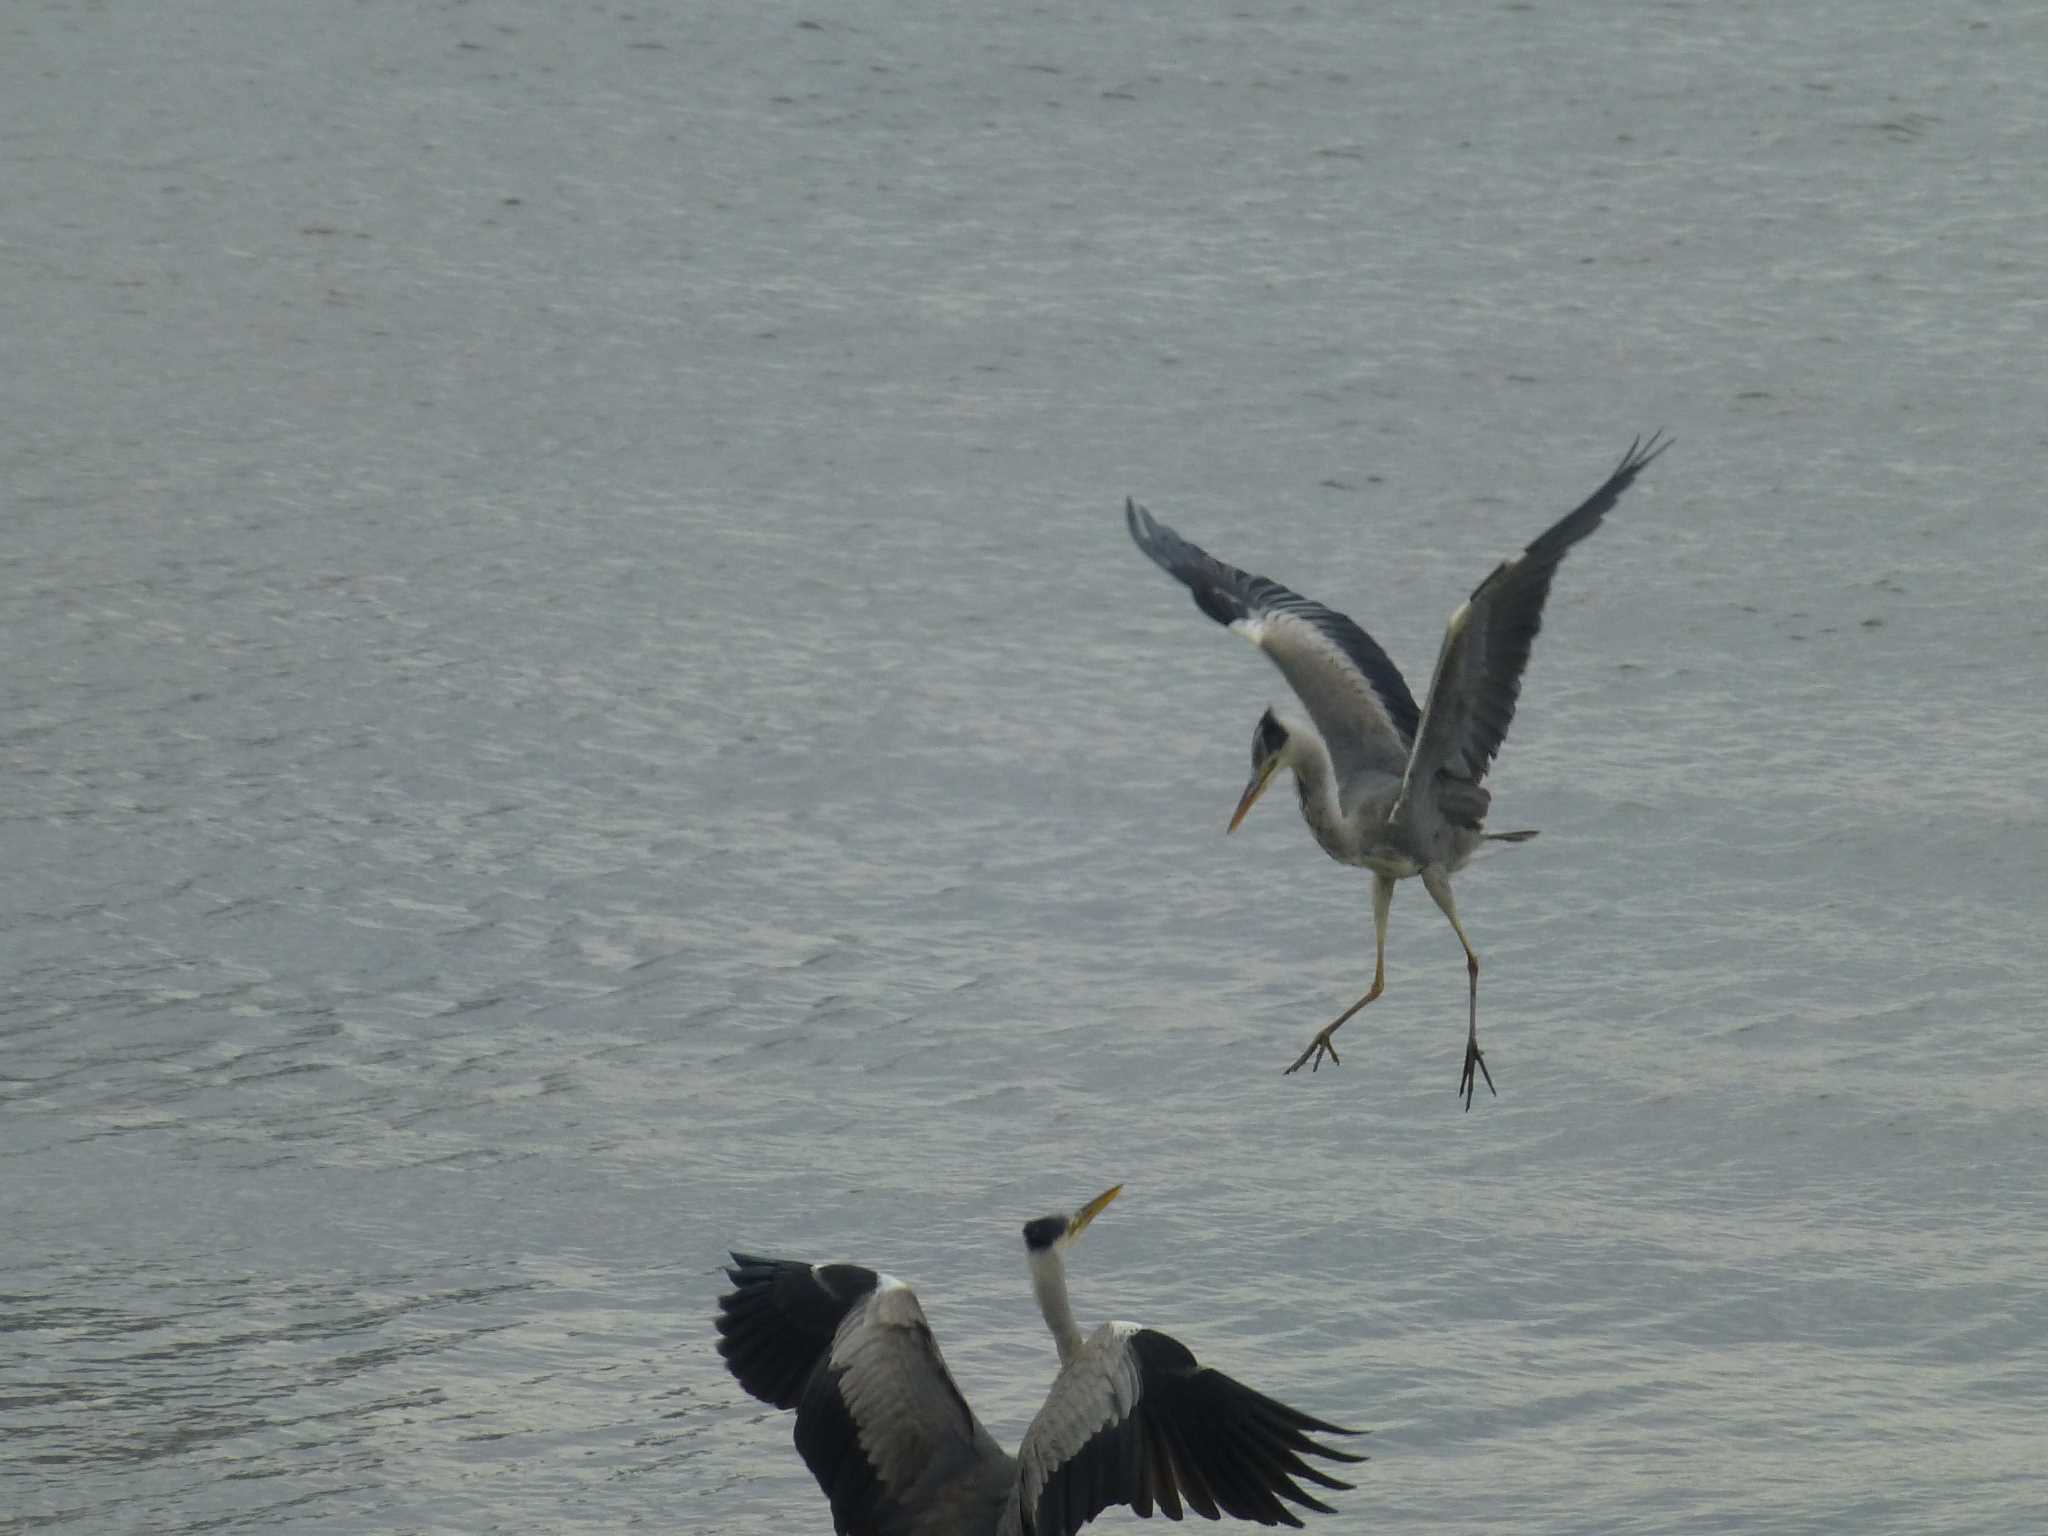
[
  {"left": 1287, "top": 737, "right": 1350, "bottom": 859},
  {"left": 1029, "top": 1248, "right": 1085, "bottom": 1364}
]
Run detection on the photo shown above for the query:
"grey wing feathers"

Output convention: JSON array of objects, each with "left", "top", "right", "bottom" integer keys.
[
  {"left": 1400, "top": 432, "right": 1670, "bottom": 809},
  {"left": 1018, "top": 1325, "right": 1364, "bottom": 1535},
  {"left": 717, "top": 1255, "right": 1010, "bottom": 1536},
  {"left": 1126, "top": 497, "right": 1421, "bottom": 783}
]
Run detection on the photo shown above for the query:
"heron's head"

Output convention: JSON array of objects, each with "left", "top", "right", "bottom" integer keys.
[
  {"left": 1229, "top": 708, "right": 1292, "bottom": 833},
  {"left": 1022, "top": 1184, "right": 1122, "bottom": 1255}
]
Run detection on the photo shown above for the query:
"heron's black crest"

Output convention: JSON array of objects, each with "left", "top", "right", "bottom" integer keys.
[
  {"left": 1253, "top": 708, "right": 1289, "bottom": 768},
  {"left": 1022, "top": 1215, "right": 1068, "bottom": 1253}
]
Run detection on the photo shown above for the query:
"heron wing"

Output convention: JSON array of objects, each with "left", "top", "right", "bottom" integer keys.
[
  {"left": 717, "top": 1254, "right": 1011, "bottom": 1536},
  {"left": 1127, "top": 498, "right": 1420, "bottom": 787},
  {"left": 1397, "top": 433, "right": 1670, "bottom": 817},
  {"left": 1015, "top": 1322, "right": 1364, "bottom": 1535}
]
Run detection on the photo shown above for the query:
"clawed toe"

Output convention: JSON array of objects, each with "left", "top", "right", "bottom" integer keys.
[
  {"left": 1458, "top": 1040, "right": 1497, "bottom": 1112},
  {"left": 1284, "top": 1028, "right": 1342, "bottom": 1075}
]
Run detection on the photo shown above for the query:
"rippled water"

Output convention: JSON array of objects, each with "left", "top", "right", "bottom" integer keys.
[{"left": 6, "top": 2, "right": 2046, "bottom": 1532}]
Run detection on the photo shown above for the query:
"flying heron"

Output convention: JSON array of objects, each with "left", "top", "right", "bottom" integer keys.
[
  {"left": 717, "top": 1184, "right": 1363, "bottom": 1534},
  {"left": 1126, "top": 434, "right": 1670, "bottom": 1106}
]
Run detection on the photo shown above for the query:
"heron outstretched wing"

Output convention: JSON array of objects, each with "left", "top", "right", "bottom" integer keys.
[
  {"left": 1014, "top": 1321, "right": 1363, "bottom": 1535},
  {"left": 1397, "top": 433, "right": 1671, "bottom": 819},
  {"left": 717, "top": 1254, "right": 1012, "bottom": 1536},
  {"left": 1127, "top": 498, "right": 1420, "bottom": 788}
]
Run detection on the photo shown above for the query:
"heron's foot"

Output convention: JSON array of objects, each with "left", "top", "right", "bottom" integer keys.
[
  {"left": 1284, "top": 1024, "right": 1344, "bottom": 1076},
  {"left": 1458, "top": 1036, "right": 1497, "bottom": 1112}
]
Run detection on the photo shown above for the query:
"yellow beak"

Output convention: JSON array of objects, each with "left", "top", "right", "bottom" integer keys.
[
  {"left": 1066, "top": 1184, "right": 1123, "bottom": 1240},
  {"left": 1228, "top": 759, "right": 1280, "bottom": 833}
]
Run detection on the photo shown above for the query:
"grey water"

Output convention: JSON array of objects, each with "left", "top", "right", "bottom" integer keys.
[{"left": 5, "top": 1, "right": 2045, "bottom": 1531}]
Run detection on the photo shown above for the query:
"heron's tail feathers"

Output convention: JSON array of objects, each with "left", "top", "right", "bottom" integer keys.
[{"left": 1483, "top": 828, "right": 1539, "bottom": 843}]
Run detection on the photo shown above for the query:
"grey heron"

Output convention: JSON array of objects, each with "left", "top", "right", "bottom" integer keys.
[
  {"left": 716, "top": 1184, "right": 1363, "bottom": 1534},
  {"left": 1126, "top": 434, "right": 1670, "bottom": 1106}
]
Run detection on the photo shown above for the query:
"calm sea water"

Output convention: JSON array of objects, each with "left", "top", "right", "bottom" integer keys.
[{"left": 6, "top": 2, "right": 2045, "bottom": 1532}]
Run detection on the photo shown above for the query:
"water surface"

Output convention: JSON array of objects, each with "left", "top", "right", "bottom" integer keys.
[{"left": 5, "top": 2, "right": 2046, "bottom": 1531}]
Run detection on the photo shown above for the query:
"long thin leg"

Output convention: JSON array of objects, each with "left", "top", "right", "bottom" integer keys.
[
  {"left": 1285, "top": 872, "right": 1395, "bottom": 1075},
  {"left": 1421, "top": 867, "right": 1495, "bottom": 1111}
]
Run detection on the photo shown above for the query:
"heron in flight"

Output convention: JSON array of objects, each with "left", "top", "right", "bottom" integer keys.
[
  {"left": 1126, "top": 434, "right": 1670, "bottom": 1106},
  {"left": 717, "top": 1184, "right": 1363, "bottom": 1534}
]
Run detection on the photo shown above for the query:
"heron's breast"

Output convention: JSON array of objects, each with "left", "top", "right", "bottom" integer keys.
[{"left": 1359, "top": 849, "right": 1422, "bottom": 880}]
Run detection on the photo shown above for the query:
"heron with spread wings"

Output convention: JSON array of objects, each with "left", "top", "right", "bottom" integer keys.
[
  {"left": 717, "top": 1185, "right": 1363, "bottom": 1535},
  {"left": 1126, "top": 435, "right": 1670, "bottom": 1105}
]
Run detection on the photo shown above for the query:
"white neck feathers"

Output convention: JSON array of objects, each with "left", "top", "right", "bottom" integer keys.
[{"left": 1028, "top": 1246, "right": 1085, "bottom": 1364}]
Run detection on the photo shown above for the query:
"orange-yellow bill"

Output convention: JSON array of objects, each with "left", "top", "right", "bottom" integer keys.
[
  {"left": 1067, "top": 1184, "right": 1123, "bottom": 1238},
  {"left": 1228, "top": 760, "right": 1280, "bottom": 833}
]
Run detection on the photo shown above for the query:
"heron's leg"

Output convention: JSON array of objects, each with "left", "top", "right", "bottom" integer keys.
[
  {"left": 1285, "top": 872, "right": 1395, "bottom": 1075},
  {"left": 1421, "top": 867, "right": 1495, "bottom": 1110}
]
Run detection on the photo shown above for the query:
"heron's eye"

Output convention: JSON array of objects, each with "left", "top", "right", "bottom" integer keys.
[{"left": 1255, "top": 711, "right": 1288, "bottom": 761}]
